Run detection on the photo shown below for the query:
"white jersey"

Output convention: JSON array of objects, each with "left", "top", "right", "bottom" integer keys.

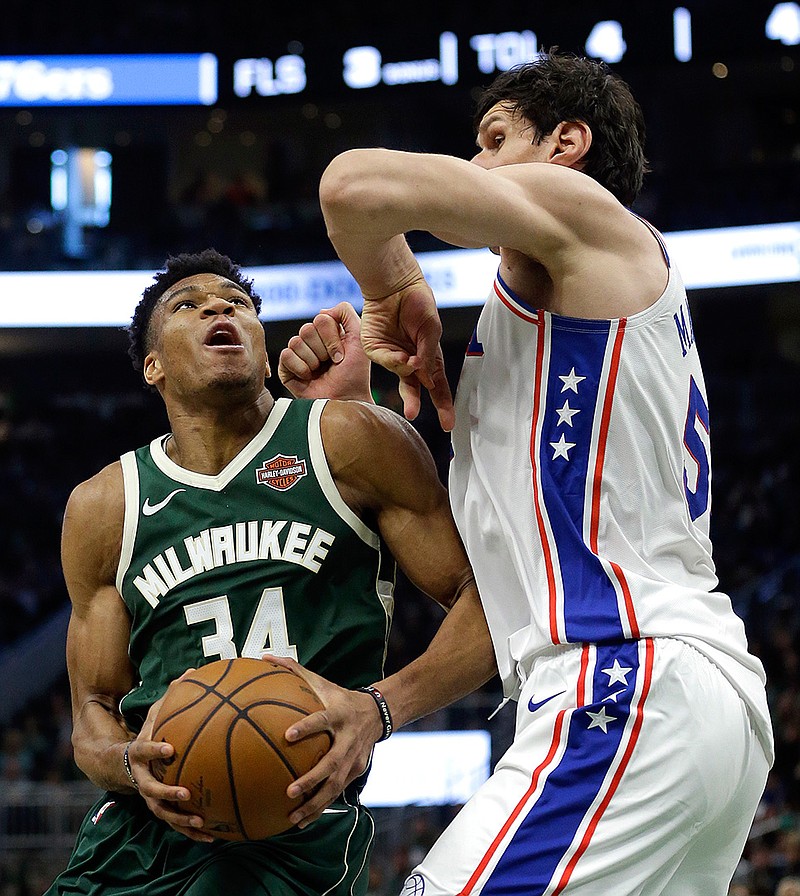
[{"left": 449, "top": 237, "right": 773, "bottom": 759}]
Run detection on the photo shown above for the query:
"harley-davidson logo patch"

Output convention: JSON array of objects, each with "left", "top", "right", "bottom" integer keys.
[{"left": 256, "top": 454, "right": 308, "bottom": 491}]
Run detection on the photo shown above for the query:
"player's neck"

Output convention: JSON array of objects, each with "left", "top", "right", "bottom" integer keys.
[{"left": 164, "top": 389, "right": 275, "bottom": 475}]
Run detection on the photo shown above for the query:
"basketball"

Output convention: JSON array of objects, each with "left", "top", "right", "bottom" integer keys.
[{"left": 151, "top": 658, "right": 331, "bottom": 841}]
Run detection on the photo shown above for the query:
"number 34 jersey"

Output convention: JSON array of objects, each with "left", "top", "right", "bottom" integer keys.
[
  {"left": 449, "top": 250, "right": 773, "bottom": 761},
  {"left": 116, "top": 398, "right": 395, "bottom": 730}
]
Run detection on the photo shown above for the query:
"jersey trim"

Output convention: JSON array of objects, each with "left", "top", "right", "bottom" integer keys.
[
  {"left": 308, "top": 400, "right": 380, "bottom": 549},
  {"left": 116, "top": 452, "right": 140, "bottom": 595},
  {"left": 147, "top": 397, "right": 292, "bottom": 491}
]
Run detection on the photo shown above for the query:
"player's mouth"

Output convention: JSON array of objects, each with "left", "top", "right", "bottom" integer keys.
[{"left": 204, "top": 321, "right": 244, "bottom": 349}]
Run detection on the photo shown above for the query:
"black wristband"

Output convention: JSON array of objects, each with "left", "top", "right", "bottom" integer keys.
[
  {"left": 357, "top": 685, "right": 393, "bottom": 742},
  {"left": 122, "top": 741, "right": 139, "bottom": 790}
]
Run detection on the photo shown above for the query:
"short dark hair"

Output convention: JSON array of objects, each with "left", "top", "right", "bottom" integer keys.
[
  {"left": 128, "top": 248, "right": 262, "bottom": 376},
  {"left": 474, "top": 52, "right": 649, "bottom": 206}
]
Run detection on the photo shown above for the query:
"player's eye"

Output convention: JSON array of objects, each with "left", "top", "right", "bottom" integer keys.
[{"left": 174, "top": 299, "right": 196, "bottom": 310}]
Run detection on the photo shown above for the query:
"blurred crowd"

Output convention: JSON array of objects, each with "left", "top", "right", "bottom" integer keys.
[{"left": 0, "top": 287, "right": 799, "bottom": 895}]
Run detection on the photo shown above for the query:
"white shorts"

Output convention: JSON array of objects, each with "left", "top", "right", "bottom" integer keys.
[{"left": 403, "top": 638, "right": 770, "bottom": 896}]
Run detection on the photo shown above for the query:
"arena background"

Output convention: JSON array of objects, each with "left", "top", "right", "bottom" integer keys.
[{"left": 0, "top": 2, "right": 798, "bottom": 893}]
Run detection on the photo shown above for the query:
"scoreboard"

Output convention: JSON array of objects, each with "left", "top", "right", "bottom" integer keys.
[{"left": 0, "top": 3, "right": 797, "bottom": 107}]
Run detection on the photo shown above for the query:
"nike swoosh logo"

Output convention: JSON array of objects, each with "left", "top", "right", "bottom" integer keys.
[
  {"left": 322, "top": 808, "right": 349, "bottom": 815},
  {"left": 142, "top": 488, "right": 186, "bottom": 516},
  {"left": 528, "top": 690, "right": 566, "bottom": 714}
]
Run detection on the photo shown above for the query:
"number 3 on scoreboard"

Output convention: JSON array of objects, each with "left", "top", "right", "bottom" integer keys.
[{"left": 183, "top": 588, "right": 299, "bottom": 661}]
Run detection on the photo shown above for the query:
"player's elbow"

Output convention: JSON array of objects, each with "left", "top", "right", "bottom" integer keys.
[
  {"left": 70, "top": 729, "right": 100, "bottom": 786},
  {"left": 319, "top": 150, "right": 391, "bottom": 225}
]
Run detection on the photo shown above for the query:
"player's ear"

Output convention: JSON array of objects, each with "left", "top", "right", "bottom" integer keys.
[
  {"left": 550, "top": 120, "right": 592, "bottom": 168},
  {"left": 143, "top": 351, "right": 164, "bottom": 387}
]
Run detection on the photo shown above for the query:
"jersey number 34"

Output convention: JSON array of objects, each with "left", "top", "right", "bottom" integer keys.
[{"left": 183, "top": 588, "right": 299, "bottom": 661}]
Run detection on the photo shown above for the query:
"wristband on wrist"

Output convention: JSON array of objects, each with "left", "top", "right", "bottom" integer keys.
[
  {"left": 122, "top": 741, "right": 139, "bottom": 790},
  {"left": 357, "top": 685, "right": 393, "bottom": 742}
]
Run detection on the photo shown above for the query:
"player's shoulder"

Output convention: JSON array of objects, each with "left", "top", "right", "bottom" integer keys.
[
  {"left": 62, "top": 461, "right": 126, "bottom": 588},
  {"left": 321, "top": 398, "right": 427, "bottom": 454},
  {"left": 64, "top": 460, "right": 125, "bottom": 538},
  {"left": 319, "top": 399, "right": 440, "bottom": 491}
]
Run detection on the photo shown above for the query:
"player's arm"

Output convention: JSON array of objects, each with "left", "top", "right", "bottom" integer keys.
[
  {"left": 319, "top": 148, "right": 658, "bottom": 427},
  {"left": 274, "top": 401, "right": 497, "bottom": 826},
  {"left": 63, "top": 464, "right": 213, "bottom": 842}
]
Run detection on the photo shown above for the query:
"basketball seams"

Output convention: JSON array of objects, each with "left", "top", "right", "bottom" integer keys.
[
  {"left": 157, "top": 659, "right": 239, "bottom": 783},
  {"left": 227, "top": 700, "right": 329, "bottom": 839},
  {"left": 153, "top": 657, "right": 236, "bottom": 733},
  {"left": 151, "top": 659, "right": 329, "bottom": 840}
]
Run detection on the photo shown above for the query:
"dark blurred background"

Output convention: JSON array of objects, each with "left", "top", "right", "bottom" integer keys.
[{"left": 0, "top": 2, "right": 798, "bottom": 894}]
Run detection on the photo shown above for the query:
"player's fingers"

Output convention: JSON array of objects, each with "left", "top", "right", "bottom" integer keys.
[
  {"left": 262, "top": 654, "right": 326, "bottom": 693},
  {"left": 288, "top": 775, "right": 350, "bottom": 829},
  {"left": 409, "top": 321, "right": 454, "bottom": 430},
  {"left": 363, "top": 345, "right": 413, "bottom": 377},
  {"left": 277, "top": 346, "right": 313, "bottom": 386},
  {"left": 132, "top": 739, "right": 174, "bottom": 762},
  {"left": 147, "top": 797, "right": 207, "bottom": 834},
  {"left": 398, "top": 376, "right": 422, "bottom": 422},
  {"left": 286, "top": 763, "right": 343, "bottom": 827},
  {"left": 322, "top": 302, "right": 361, "bottom": 337},
  {"left": 293, "top": 325, "right": 330, "bottom": 368},
  {"left": 284, "top": 707, "right": 333, "bottom": 744},
  {"left": 410, "top": 355, "right": 454, "bottom": 432},
  {"left": 138, "top": 772, "right": 192, "bottom": 804},
  {"left": 311, "top": 311, "right": 347, "bottom": 363}
]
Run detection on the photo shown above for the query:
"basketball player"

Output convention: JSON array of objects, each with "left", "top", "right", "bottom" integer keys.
[
  {"left": 45, "top": 249, "right": 496, "bottom": 896},
  {"left": 279, "top": 53, "right": 774, "bottom": 894}
]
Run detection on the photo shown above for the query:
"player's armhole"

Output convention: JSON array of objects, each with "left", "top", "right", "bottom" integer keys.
[
  {"left": 115, "top": 452, "right": 140, "bottom": 594},
  {"left": 308, "top": 399, "right": 380, "bottom": 549}
]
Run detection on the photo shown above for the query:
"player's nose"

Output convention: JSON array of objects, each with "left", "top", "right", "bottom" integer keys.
[
  {"left": 201, "top": 296, "right": 235, "bottom": 315},
  {"left": 470, "top": 150, "right": 490, "bottom": 169}
]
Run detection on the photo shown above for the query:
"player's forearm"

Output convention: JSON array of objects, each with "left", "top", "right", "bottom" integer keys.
[
  {"left": 374, "top": 585, "right": 497, "bottom": 731},
  {"left": 72, "top": 697, "right": 137, "bottom": 793},
  {"left": 320, "top": 151, "right": 425, "bottom": 299}
]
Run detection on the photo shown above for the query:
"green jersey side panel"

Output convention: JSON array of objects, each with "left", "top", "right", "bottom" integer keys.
[{"left": 116, "top": 398, "right": 395, "bottom": 729}]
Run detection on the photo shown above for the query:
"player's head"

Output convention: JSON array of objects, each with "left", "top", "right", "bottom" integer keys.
[
  {"left": 474, "top": 52, "right": 648, "bottom": 206},
  {"left": 128, "top": 248, "right": 262, "bottom": 379}
]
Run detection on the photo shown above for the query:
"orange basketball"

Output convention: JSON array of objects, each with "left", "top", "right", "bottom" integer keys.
[{"left": 151, "top": 658, "right": 330, "bottom": 840}]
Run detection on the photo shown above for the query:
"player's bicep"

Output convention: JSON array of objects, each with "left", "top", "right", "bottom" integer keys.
[
  {"left": 382, "top": 497, "right": 473, "bottom": 611},
  {"left": 66, "top": 583, "right": 135, "bottom": 708},
  {"left": 362, "top": 416, "right": 472, "bottom": 609},
  {"left": 62, "top": 469, "right": 134, "bottom": 711}
]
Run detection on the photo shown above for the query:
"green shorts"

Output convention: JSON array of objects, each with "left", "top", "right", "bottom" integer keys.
[{"left": 44, "top": 789, "right": 375, "bottom": 896}]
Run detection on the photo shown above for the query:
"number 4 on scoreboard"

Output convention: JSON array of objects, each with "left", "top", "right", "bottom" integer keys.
[{"left": 183, "top": 588, "right": 299, "bottom": 661}]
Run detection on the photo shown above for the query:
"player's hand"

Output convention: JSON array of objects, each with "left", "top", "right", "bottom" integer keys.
[
  {"left": 263, "top": 654, "right": 385, "bottom": 829},
  {"left": 278, "top": 302, "right": 373, "bottom": 402},
  {"left": 129, "top": 669, "right": 215, "bottom": 843},
  {"left": 360, "top": 279, "right": 454, "bottom": 431}
]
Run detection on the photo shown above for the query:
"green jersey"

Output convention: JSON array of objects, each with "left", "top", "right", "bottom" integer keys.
[{"left": 116, "top": 397, "right": 395, "bottom": 730}]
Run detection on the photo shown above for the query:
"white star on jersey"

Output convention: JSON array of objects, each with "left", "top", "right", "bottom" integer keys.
[
  {"left": 601, "top": 659, "right": 633, "bottom": 686},
  {"left": 559, "top": 368, "right": 586, "bottom": 393},
  {"left": 550, "top": 433, "right": 577, "bottom": 460},
  {"left": 555, "top": 400, "right": 581, "bottom": 427},
  {"left": 586, "top": 706, "right": 617, "bottom": 733}
]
